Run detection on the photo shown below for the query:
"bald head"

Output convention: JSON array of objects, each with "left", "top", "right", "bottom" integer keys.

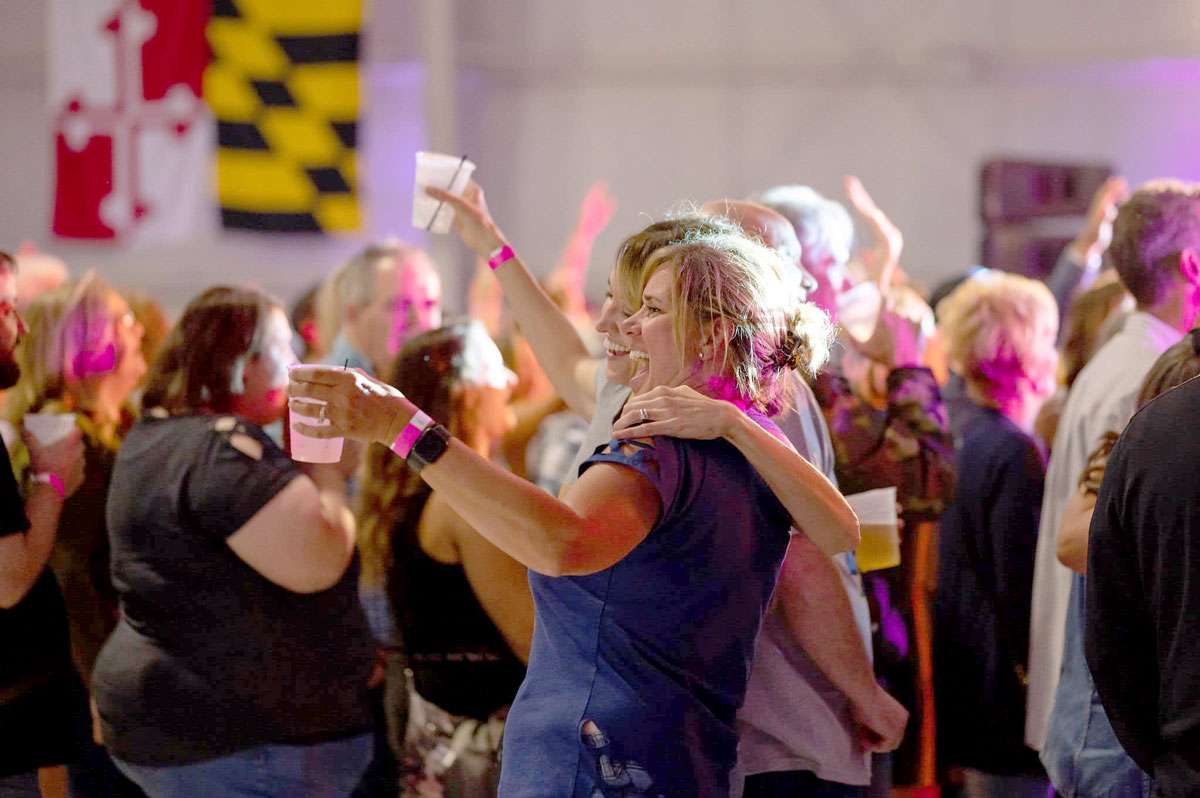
[{"left": 700, "top": 199, "right": 817, "bottom": 294}]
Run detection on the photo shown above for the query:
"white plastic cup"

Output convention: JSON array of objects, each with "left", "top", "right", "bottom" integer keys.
[
  {"left": 287, "top": 364, "right": 346, "bottom": 464},
  {"left": 845, "top": 486, "right": 900, "bottom": 572},
  {"left": 23, "top": 413, "right": 78, "bottom": 447},
  {"left": 412, "top": 151, "right": 476, "bottom": 234},
  {"left": 836, "top": 280, "right": 883, "bottom": 344}
]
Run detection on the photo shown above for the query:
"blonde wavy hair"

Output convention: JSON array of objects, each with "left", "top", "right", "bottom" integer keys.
[
  {"left": 357, "top": 324, "right": 475, "bottom": 586},
  {"left": 6, "top": 273, "right": 132, "bottom": 440},
  {"left": 612, "top": 213, "right": 743, "bottom": 312},
  {"left": 936, "top": 270, "right": 1059, "bottom": 408},
  {"left": 638, "top": 231, "right": 833, "bottom": 415}
]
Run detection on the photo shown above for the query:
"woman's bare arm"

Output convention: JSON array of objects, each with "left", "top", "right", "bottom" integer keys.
[
  {"left": 612, "top": 385, "right": 859, "bottom": 554},
  {"left": 1057, "top": 485, "right": 1095, "bottom": 575},
  {"left": 424, "top": 495, "right": 535, "bottom": 663},
  {"left": 289, "top": 369, "right": 658, "bottom": 577},
  {"left": 227, "top": 476, "right": 357, "bottom": 593},
  {"left": 428, "top": 182, "right": 599, "bottom": 417}
]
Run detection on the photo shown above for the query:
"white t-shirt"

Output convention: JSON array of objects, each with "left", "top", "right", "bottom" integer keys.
[{"left": 1025, "top": 311, "right": 1181, "bottom": 749}]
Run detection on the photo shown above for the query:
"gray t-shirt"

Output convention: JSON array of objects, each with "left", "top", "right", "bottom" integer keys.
[
  {"left": 733, "top": 374, "right": 873, "bottom": 790},
  {"left": 564, "top": 369, "right": 871, "bottom": 788}
]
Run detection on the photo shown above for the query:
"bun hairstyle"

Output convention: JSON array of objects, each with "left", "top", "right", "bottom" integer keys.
[
  {"left": 642, "top": 230, "right": 833, "bottom": 415},
  {"left": 768, "top": 303, "right": 834, "bottom": 377}
]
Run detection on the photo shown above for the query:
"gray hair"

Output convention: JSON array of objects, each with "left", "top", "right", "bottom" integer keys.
[
  {"left": 753, "top": 185, "right": 854, "bottom": 272},
  {"left": 315, "top": 239, "right": 428, "bottom": 353}
]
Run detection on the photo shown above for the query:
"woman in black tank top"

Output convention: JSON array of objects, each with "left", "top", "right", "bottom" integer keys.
[{"left": 358, "top": 322, "right": 533, "bottom": 795}]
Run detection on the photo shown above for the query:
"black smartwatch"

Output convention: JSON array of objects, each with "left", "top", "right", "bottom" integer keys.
[{"left": 406, "top": 423, "right": 452, "bottom": 473}]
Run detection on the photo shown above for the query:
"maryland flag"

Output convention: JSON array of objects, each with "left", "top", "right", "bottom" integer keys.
[
  {"left": 206, "top": 0, "right": 362, "bottom": 232},
  {"left": 49, "top": 0, "right": 362, "bottom": 241}
]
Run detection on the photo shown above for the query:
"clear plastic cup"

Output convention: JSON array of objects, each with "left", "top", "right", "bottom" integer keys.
[
  {"left": 412, "top": 151, "right": 476, "bottom": 234},
  {"left": 845, "top": 486, "right": 900, "bottom": 572},
  {"left": 287, "top": 364, "right": 345, "bottom": 464},
  {"left": 23, "top": 413, "right": 78, "bottom": 447}
]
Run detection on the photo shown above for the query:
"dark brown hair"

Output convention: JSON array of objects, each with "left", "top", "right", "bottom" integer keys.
[
  {"left": 1109, "top": 180, "right": 1200, "bottom": 307},
  {"left": 357, "top": 323, "right": 475, "bottom": 586},
  {"left": 141, "top": 286, "right": 277, "bottom": 415}
]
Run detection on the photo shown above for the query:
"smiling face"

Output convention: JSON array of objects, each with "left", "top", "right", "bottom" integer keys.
[
  {"left": 595, "top": 266, "right": 638, "bottom": 385},
  {"left": 620, "top": 266, "right": 701, "bottom": 396}
]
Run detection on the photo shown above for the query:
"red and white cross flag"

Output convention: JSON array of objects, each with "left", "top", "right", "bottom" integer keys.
[{"left": 49, "top": 0, "right": 213, "bottom": 243}]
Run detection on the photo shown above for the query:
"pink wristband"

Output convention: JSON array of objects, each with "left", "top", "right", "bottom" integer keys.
[
  {"left": 32, "top": 472, "right": 65, "bottom": 500},
  {"left": 390, "top": 410, "right": 434, "bottom": 459},
  {"left": 487, "top": 244, "right": 515, "bottom": 271}
]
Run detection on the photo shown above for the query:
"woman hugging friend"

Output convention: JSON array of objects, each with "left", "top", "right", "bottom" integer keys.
[{"left": 291, "top": 180, "right": 856, "bottom": 796}]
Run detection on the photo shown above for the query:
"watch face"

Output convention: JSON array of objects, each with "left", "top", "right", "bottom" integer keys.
[{"left": 409, "top": 424, "right": 450, "bottom": 470}]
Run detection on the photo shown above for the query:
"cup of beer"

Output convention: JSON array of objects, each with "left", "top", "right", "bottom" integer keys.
[{"left": 845, "top": 486, "right": 900, "bottom": 572}]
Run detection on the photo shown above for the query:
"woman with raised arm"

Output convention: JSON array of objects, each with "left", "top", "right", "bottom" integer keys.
[
  {"left": 291, "top": 222, "right": 853, "bottom": 795},
  {"left": 426, "top": 182, "right": 856, "bottom": 555},
  {"left": 92, "top": 287, "right": 375, "bottom": 798}
]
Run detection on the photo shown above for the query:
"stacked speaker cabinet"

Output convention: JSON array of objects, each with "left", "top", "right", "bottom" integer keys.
[{"left": 979, "top": 159, "right": 1113, "bottom": 278}]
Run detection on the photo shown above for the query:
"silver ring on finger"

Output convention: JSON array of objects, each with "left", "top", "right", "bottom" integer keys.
[
  {"left": 639, "top": 407, "right": 648, "bottom": 423},
  {"left": 318, "top": 404, "right": 327, "bottom": 422}
]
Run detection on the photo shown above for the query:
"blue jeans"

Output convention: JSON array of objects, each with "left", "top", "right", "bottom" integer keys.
[
  {"left": 743, "top": 770, "right": 867, "bottom": 797},
  {"left": 1041, "top": 577, "right": 1154, "bottom": 798},
  {"left": 113, "top": 734, "right": 372, "bottom": 798}
]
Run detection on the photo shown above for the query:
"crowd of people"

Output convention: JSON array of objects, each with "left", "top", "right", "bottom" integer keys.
[{"left": 1, "top": 169, "right": 1199, "bottom": 798}]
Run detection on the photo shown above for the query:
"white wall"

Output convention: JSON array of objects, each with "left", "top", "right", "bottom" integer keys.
[
  {"left": 458, "top": 0, "right": 1200, "bottom": 299},
  {"left": 2, "top": 0, "right": 1200, "bottom": 315}
]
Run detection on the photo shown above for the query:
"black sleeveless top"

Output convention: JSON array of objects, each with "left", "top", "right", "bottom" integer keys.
[{"left": 387, "top": 504, "right": 526, "bottom": 720}]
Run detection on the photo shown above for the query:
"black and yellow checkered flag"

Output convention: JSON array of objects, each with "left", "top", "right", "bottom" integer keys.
[{"left": 205, "top": 0, "right": 361, "bottom": 233}]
